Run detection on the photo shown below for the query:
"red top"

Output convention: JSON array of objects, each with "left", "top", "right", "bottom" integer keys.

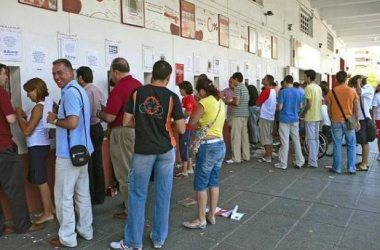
[
  {"left": 0, "top": 87, "right": 14, "bottom": 151},
  {"left": 104, "top": 75, "right": 143, "bottom": 129},
  {"left": 256, "top": 88, "right": 271, "bottom": 106},
  {"left": 182, "top": 94, "right": 197, "bottom": 130}
]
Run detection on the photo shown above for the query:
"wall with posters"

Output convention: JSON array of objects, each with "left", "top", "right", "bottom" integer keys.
[{"left": 1, "top": 0, "right": 345, "bottom": 152}]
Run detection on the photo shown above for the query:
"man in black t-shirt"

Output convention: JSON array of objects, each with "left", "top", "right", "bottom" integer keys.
[
  {"left": 246, "top": 83, "right": 260, "bottom": 144},
  {"left": 110, "top": 61, "right": 185, "bottom": 250}
]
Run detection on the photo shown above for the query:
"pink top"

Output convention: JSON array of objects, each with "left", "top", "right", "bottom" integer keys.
[
  {"left": 84, "top": 83, "right": 106, "bottom": 125},
  {"left": 220, "top": 87, "right": 234, "bottom": 116}
]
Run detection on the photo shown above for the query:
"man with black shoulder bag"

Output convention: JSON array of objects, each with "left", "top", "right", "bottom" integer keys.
[
  {"left": 326, "top": 71, "right": 360, "bottom": 174},
  {"left": 47, "top": 59, "right": 94, "bottom": 248}
]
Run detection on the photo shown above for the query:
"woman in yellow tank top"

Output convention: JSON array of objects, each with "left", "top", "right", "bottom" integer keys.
[{"left": 183, "top": 77, "right": 226, "bottom": 229}]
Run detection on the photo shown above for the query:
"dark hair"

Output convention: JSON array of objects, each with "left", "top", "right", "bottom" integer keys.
[
  {"left": 336, "top": 71, "right": 347, "bottom": 84},
  {"left": 321, "top": 81, "right": 328, "bottom": 86},
  {"left": 52, "top": 58, "right": 73, "bottom": 71},
  {"left": 0, "top": 63, "right": 7, "bottom": 73},
  {"left": 152, "top": 60, "right": 172, "bottom": 81},
  {"left": 320, "top": 84, "right": 330, "bottom": 96},
  {"left": 362, "top": 77, "right": 367, "bottom": 86},
  {"left": 348, "top": 75, "right": 361, "bottom": 87},
  {"left": 293, "top": 82, "right": 300, "bottom": 88},
  {"left": 284, "top": 75, "right": 294, "bottom": 84},
  {"left": 111, "top": 57, "right": 130, "bottom": 73},
  {"left": 304, "top": 70, "right": 317, "bottom": 81},
  {"left": 265, "top": 75, "right": 274, "bottom": 85},
  {"left": 76, "top": 66, "right": 93, "bottom": 83},
  {"left": 232, "top": 72, "right": 243, "bottom": 82},
  {"left": 23, "top": 78, "right": 49, "bottom": 100},
  {"left": 198, "top": 73, "right": 208, "bottom": 80},
  {"left": 196, "top": 77, "right": 219, "bottom": 100},
  {"left": 179, "top": 81, "right": 193, "bottom": 94}
]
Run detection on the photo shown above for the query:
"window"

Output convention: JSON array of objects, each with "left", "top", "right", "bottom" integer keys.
[
  {"left": 300, "top": 8, "right": 313, "bottom": 37},
  {"left": 327, "top": 33, "right": 334, "bottom": 52},
  {"left": 250, "top": 0, "right": 263, "bottom": 6}
]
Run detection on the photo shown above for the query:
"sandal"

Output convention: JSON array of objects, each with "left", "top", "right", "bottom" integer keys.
[
  {"left": 206, "top": 215, "right": 216, "bottom": 225},
  {"left": 356, "top": 164, "right": 369, "bottom": 171},
  {"left": 183, "top": 220, "right": 206, "bottom": 229}
]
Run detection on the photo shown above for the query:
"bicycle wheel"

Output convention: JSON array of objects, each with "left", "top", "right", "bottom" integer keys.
[{"left": 302, "top": 132, "right": 328, "bottom": 159}]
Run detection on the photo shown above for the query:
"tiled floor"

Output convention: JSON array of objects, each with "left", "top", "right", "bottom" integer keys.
[{"left": 2, "top": 143, "right": 380, "bottom": 249}]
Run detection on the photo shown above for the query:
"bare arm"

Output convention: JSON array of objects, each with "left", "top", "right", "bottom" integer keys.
[
  {"left": 301, "top": 98, "right": 312, "bottom": 117},
  {"left": 172, "top": 119, "right": 186, "bottom": 134},
  {"left": 122, "top": 112, "right": 135, "bottom": 128},
  {"left": 47, "top": 112, "right": 79, "bottom": 129},
  {"left": 98, "top": 110, "right": 117, "bottom": 123},
  {"left": 230, "top": 97, "right": 240, "bottom": 106},
  {"left": 189, "top": 104, "right": 205, "bottom": 128},
  {"left": 16, "top": 105, "right": 43, "bottom": 136},
  {"left": 372, "top": 107, "right": 377, "bottom": 121},
  {"left": 6, "top": 114, "right": 16, "bottom": 124},
  {"left": 276, "top": 103, "right": 283, "bottom": 111}
]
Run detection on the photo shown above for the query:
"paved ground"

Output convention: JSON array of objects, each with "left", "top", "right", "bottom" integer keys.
[{"left": 2, "top": 142, "right": 380, "bottom": 250}]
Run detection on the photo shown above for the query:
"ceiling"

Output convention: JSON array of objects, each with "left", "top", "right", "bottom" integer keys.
[{"left": 311, "top": 0, "right": 380, "bottom": 48}]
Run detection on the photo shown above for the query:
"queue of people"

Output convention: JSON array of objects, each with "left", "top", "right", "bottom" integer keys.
[{"left": 0, "top": 59, "right": 378, "bottom": 250}]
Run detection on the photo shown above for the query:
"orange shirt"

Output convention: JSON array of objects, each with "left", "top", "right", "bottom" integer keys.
[{"left": 326, "top": 85, "right": 358, "bottom": 123}]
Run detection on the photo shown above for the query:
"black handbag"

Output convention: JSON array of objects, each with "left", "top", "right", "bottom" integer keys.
[
  {"left": 63, "top": 86, "right": 90, "bottom": 167},
  {"left": 359, "top": 97, "right": 377, "bottom": 142}
]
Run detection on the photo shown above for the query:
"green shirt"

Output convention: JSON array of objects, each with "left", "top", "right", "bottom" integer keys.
[{"left": 304, "top": 82, "right": 322, "bottom": 122}]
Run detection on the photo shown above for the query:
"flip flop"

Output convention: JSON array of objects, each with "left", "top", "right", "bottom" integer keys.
[{"left": 356, "top": 164, "right": 369, "bottom": 171}]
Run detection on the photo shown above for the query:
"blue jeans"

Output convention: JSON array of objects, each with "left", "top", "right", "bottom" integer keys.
[
  {"left": 331, "top": 122, "right": 356, "bottom": 173},
  {"left": 194, "top": 141, "right": 226, "bottom": 191},
  {"left": 179, "top": 130, "right": 192, "bottom": 161},
  {"left": 124, "top": 148, "right": 175, "bottom": 248}
]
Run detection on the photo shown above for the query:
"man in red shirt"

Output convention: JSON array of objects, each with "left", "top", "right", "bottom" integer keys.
[
  {"left": 0, "top": 63, "right": 42, "bottom": 236},
  {"left": 97, "top": 58, "right": 142, "bottom": 219}
]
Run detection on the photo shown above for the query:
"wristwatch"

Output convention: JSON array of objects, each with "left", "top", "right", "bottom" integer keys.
[{"left": 53, "top": 118, "right": 58, "bottom": 125}]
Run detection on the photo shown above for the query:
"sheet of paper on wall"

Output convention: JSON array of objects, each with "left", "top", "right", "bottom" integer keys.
[
  {"left": 61, "top": 37, "right": 78, "bottom": 65},
  {"left": 31, "top": 46, "right": 47, "bottom": 66},
  {"left": 142, "top": 45, "right": 154, "bottom": 70},
  {"left": 185, "top": 56, "right": 193, "bottom": 73},
  {"left": 43, "top": 97, "right": 56, "bottom": 129},
  {"left": 86, "top": 51, "right": 99, "bottom": 67},
  {"left": 0, "top": 27, "right": 22, "bottom": 61},
  {"left": 213, "top": 57, "right": 220, "bottom": 75},
  {"left": 105, "top": 39, "right": 120, "bottom": 67},
  {"left": 194, "top": 54, "right": 202, "bottom": 74}
]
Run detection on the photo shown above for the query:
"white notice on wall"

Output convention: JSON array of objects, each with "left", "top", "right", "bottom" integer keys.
[
  {"left": 105, "top": 40, "right": 120, "bottom": 67},
  {"left": 61, "top": 37, "right": 78, "bottom": 65},
  {"left": 213, "top": 57, "right": 220, "bottom": 75},
  {"left": 0, "top": 27, "right": 22, "bottom": 61},
  {"left": 185, "top": 56, "right": 193, "bottom": 73},
  {"left": 194, "top": 54, "right": 202, "bottom": 74},
  {"left": 31, "top": 46, "right": 47, "bottom": 66},
  {"left": 142, "top": 45, "right": 154, "bottom": 70},
  {"left": 86, "top": 51, "right": 99, "bottom": 67}
]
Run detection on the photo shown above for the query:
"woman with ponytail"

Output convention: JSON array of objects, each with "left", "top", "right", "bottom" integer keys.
[{"left": 183, "top": 77, "right": 226, "bottom": 229}]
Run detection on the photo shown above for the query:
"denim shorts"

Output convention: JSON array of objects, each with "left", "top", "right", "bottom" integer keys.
[{"left": 194, "top": 140, "right": 226, "bottom": 191}]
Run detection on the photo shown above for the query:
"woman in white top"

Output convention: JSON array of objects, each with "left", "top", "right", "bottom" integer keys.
[{"left": 15, "top": 78, "right": 54, "bottom": 224}]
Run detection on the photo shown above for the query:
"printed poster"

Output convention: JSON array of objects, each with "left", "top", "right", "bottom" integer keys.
[
  {"left": 0, "top": 26, "right": 22, "bottom": 61},
  {"left": 121, "top": 0, "right": 145, "bottom": 27},
  {"left": 86, "top": 51, "right": 99, "bottom": 67},
  {"left": 175, "top": 63, "right": 184, "bottom": 85},
  {"left": 229, "top": 19, "right": 248, "bottom": 51},
  {"left": 60, "top": 37, "right": 78, "bottom": 65},
  {"left": 258, "top": 33, "right": 271, "bottom": 58},
  {"left": 180, "top": 0, "right": 196, "bottom": 39},
  {"left": 219, "top": 15, "right": 229, "bottom": 47},
  {"left": 19, "top": 0, "right": 57, "bottom": 11},
  {"left": 248, "top": 26, "right": 257, "bottom": 54},
  {"left": 145, "top": 0, "right": 180, "bottom": 35},
  {"left": 63, "top": 0, "right": 120, "bottom": 23},
  {"left": 195, "top": 6, "right": 218, "bottom": 44}
]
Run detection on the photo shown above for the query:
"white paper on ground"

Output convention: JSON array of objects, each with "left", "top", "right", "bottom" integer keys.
[
  {"left": 230, "top": 205, "right": 245, "bottom": 220},
  {"left": 43, "top": 97, "right": 56, "bottom": 129}
]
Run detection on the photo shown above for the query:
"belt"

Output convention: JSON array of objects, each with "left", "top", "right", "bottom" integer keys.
[{"left": 201, "top": 138, "right": 224, "bottom": 144}]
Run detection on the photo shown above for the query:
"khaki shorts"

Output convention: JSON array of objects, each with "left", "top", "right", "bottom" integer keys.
[{"left": 259, "top": 118, "right": 274, "bottom": 145}]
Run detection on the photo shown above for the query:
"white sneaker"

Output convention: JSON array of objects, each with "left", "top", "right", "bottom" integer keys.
[
  {"left": 274, "top": 163, "right": 287, "bottom": 170},
  {"left": 226, "top": 159, "right": 241, "bottom": 164},
  {"left": 110, "top": 240, "right": 142, "bottom": 250},
  {"left": 150, "top": 233, "right": 163, "bottom": 249}
]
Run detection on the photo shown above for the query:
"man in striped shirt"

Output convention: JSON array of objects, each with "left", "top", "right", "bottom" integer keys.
[{"left": 226, "top": 72, "right": 250, "bottom": 163}]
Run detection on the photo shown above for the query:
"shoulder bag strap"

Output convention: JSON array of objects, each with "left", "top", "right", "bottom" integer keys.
[
  {"left": 63, "top": 86, "right": 88, "bottom": 149},
  {"left": 359, "top": 95, "right": 368, "bottom": 119},
  {"left": 331, "top": 88, "right": 348, "bottom": 121}
]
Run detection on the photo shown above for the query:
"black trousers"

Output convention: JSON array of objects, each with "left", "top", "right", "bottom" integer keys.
[
  {"left": 0, "top": 147, "right": 31, "bottom": 235},
  {"left": 89, "top": 123, "right": 105, "bottom": 204}
]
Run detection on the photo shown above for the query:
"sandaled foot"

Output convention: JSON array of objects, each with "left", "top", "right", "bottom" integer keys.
[
  {"left": 34, "top": 214, "right": 54, "bottom": 224},
  {"left": 3, "top": 226, "right": 15, "bottom": 235},
  {"left": 25, "top": 223, "right": 44, "bottom": 233},
  {"left": 206, "top": 215, "right": 216, "bottom": 225},
  {"left": 183, "top": 219, "right": 206, "bottom": 229}
]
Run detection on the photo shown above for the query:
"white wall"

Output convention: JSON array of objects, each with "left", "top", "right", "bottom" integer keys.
[{"left": 0, "top": 0, "right": 346, "bottom": 153}]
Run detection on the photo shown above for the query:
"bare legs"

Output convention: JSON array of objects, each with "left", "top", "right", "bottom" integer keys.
[
  {"left": 264, "top": 145, "right": 272, "bottom": 161},
  {"left": 189, "top": 187, "right": 219, "bottom": 225},
  {"left": 34, "top": 183, "right": 55, "bottom": 223}
]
